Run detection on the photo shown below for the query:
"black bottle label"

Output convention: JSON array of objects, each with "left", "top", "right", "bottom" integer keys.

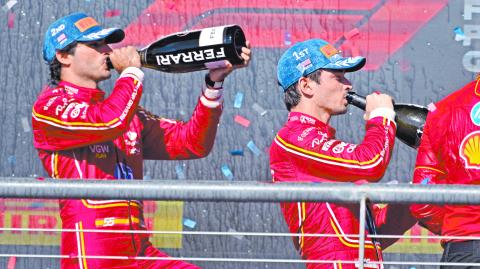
[
  {"left": 154, "top": 47, "right": 227, "bottom": 66},
  {"left": 154, "top": 26, "right": 228, "bottom": 67},
  {"left": 142, "top": 25, "right": 246, "bottom": 73}
]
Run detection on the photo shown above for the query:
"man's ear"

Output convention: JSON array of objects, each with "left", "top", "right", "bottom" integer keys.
[
  {"left": 55, "top": 51, "right": 72, "bottom": 66},
  {"left": 297, "top": 76, "right": 314, "bottom": 97}
]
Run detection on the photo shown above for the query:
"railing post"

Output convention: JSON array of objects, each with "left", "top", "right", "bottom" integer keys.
[{"left": 358, "top": 196, "right": 366, "bottom": 269}]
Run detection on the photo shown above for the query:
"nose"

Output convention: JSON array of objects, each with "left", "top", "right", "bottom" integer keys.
[
  {"left": 343, "top": 77, "right": 352, "bottom": 91},
  {"left": 344, "top": 83, "right": 353, "bottom": 93}
]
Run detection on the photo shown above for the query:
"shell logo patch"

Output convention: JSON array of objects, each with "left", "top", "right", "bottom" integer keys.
[{"left": 460, "top": 131, "right": 480, "bottom": 169}]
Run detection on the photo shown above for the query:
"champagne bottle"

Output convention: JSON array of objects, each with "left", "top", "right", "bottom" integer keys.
[
  {"left": 107, "top": 25, "right": 247, "bottom": 73},
  {"left": 346, "top": 92, "right": 429, "bottom": 149}
]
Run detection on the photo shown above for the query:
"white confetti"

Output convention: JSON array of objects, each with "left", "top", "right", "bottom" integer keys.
[
  {"left": 2, "top": 0, "right": 17, "bottom": 12},
  {"left": 228, "top": 228, "right": 244, "bottom": 240},
  {"left": 21, "top": 117, "right": 31, "bottom": 132},
  {"left": 455, "top": 34, "right": 466, "bottom": 42},
  {"left": 252, "top": 103, "right": 267, "bottom": 116}
]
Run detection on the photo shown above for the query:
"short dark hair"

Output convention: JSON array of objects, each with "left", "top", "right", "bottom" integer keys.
[
  {"left": 48, "top": 42, "right": 78, "bottom": 87},
  {"left": 283, "top": 69, "right": 322, "bottom": 111}
]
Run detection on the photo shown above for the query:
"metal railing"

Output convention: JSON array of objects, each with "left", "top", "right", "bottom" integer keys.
[
  {"left": 2, "top": 177, "right": 480, "bottom": 204},
  {"left": 2, "top": 177, "right": 480, "bottom": 268}
]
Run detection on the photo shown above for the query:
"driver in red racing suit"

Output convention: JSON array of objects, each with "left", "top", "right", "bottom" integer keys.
[
  {"left": 271, "top": 38, "right": 416, "bottom": 268},
  {"left": 32, "top": 12, "right": 251, "bottom": 269},
  {"left": 410, "top": 78, "right": 480, "bottom": 267}
]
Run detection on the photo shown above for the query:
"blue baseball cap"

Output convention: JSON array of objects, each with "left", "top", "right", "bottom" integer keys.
[
  {"left": 277, "top": 39, "right": 366, "bottom": 91},
  {"left": 43, "top": 12, "right": 125, "bottom": 62}
]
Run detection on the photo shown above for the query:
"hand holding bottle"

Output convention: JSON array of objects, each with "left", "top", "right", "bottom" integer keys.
[
  {"left": 346, "top": 91, "right": 429, "bottom": 149},
  {"left": 208, "top": 41, "right": 251, "bottom": 82},
  {"left": 363, "top": 92, "right": 394, "bottom": 120},
  {"left": 109, "top": 46, "right": 141, "bottom": 73}
]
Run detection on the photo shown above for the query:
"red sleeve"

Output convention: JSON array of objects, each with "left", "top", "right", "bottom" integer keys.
[
  {"left": 409, "top": 113, "right": 447, "bottom": 235},
  {"left": 138, "top": 99, "right": 222, "bottom": 160},
  {"left": 274, "top": 115, "right": 396, "bottom": 182},
  {"left": 32, "top": 68, "right": 143, "bottom": 151}
]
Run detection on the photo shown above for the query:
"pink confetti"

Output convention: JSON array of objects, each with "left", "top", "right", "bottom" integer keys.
[
  {"left": 7, "top": 12, "right": 15, "bottom": 29},
  {"left": 104, "top": 9, "right": 121, "bottom": 18},
  {"left": 353, "top": 180, "right": 369, "bottom": 185},
  {"left": 340, "top": 43, "right": 351, "bottom": 56},
  {"left": 341, "top": 40, "right": 360, "bottom": 57},
  {"left": 7, "top": 256, "right": 16, "bottom": 269},
  {"left": 234, "top": 115, "right": 250, "bottom": 128},
  {"left": 398, "top": 59, "right": 411, "bottom": 72},
  {"left": 427, "top": 103, "right": 437, "bottom": 112},
  {"left": 350, "top": 45, "right": 360, "bottom": 57},
  {"left": 166, "top": 2, "right": 176, "bottom": 10},
  {"left": 344, "top": 28, "right": 360, "bottom": 40}
]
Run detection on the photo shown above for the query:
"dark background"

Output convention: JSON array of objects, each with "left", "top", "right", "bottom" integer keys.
[{"left": 0, "top": 0, "right": 479, "bottom": 268}]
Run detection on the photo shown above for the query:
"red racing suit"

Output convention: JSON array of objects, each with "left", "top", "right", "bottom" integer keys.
[
  {"left": 410, "top": 79, "right": 480, "bottom": 242},
  {"left": 270, "top": 111, "right": 414, "bottom": 269},
  {"left": 32, "top": 67, "right": 223, "bottom": 269}
]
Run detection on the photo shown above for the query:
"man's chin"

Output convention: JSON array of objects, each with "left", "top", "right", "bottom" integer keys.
[
  {"left": 335, "top": 107, "right": 348, "bottom": 115},
  {"left": 98, "top": 72, "right": 112, "bottom": 81}
]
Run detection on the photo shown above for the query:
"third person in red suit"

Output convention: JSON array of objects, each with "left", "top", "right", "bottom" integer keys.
[{"left": 410, "top": 77, "right": 480, "bottom": 268}]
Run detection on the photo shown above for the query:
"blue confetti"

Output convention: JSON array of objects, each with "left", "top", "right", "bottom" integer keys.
[
  {"left": 234, "top": 92, "right": 244, "bottom": 108},
  {"left": 454, "top": 27, "right": 464, "bottom": 36},
  {"left": 183, "top": 218, "right": 196, "bottom": 229},
  {"left": 454, "top": 27, "right": 466, "bottom": 41},
  {"left": 7, "top": 155, "right": 16, "bottom": 165},
  {"left": 30, "top": 202, "right": 45, "bottom": 208},
  {"left": 175, "top": 164, "right": 186, "bottom": 180},
  {"left": 421, "top": 178, "right": 430, "bottom": 185},
  {"left": 247, "top": 140, "right": 261, "bottom": 156},
  {"left": 221, "top": 164, "right": 234, "bottom": 180},
  {"left": 230, "top": 149, "right": 244, "bottom": 156}
]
